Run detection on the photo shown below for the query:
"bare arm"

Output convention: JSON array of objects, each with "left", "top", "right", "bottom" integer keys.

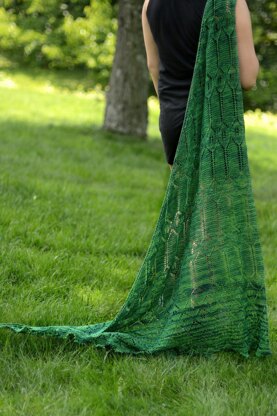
[
  {"left": 141, "top": 0, "right": 160, "bottom": 97},
  {"left": 235, "top": 0, "right": 260, "bottom": 91}
]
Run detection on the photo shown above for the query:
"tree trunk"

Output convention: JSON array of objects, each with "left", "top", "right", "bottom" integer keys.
[{"left": 103, "top": 0, "right": 149, "bottom": 139}]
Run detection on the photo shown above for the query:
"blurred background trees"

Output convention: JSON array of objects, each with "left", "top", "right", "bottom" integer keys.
[
  {"left": 0, "top": 0, "right": 276, "bottom": 123},
  {"left": 0, "top": 0, "right": 117, "bottom": 85},
  {"left": 246, "top": 0, "right": 277, "bottom": 111}
]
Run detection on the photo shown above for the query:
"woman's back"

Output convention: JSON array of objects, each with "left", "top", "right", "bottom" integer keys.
[
  {"left": 146, "top": 0, "right": 208, "bottom": 164},
  {"left": 146, "top": 0, "right": 207, "bottom": 101}
]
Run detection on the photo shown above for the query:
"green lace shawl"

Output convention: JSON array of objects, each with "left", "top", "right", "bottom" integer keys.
[{"left": 0, "top": 0, "right": 272, "bottom": 358}]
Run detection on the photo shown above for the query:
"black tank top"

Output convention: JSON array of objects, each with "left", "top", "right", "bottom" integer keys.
[{"left": 146, "top": 0, "right": 207, "bottom": 122}]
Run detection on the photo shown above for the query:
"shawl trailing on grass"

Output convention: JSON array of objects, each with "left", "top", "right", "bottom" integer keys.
[{"left": 0, "top": 0, "right": 272, "bottom": 358}]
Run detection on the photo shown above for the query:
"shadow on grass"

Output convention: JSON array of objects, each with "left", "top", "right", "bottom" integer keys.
[{"left": 0, "top": 118, "right": 165, "bottom": 167}]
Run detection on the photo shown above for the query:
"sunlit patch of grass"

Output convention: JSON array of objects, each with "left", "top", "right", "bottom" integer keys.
[{"left": 245, "top": 108, "right": 277, "bottom": 132}]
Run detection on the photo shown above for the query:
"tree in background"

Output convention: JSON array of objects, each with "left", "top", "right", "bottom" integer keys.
[
  {"left": 244, "top": 0, "right": 277, "bottom": 111},
  {"left": 0, "top": 0, "right": 149, "bottom": 138},
  {"left": 103, "top": 0, "right": 149, "bottom": 138}
]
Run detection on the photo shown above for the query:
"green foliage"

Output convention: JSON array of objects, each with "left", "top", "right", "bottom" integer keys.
[
  {"left": 245, "top": 0, "right": 277, "bottom": 111},
  {"left": 0, "top": 0, "right": 117, "bottom": 86}
]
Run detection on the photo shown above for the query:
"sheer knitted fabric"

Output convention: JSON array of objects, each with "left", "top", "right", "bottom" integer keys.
[{"left": 0, "top": 0, "right": 272, "bottom": 358}]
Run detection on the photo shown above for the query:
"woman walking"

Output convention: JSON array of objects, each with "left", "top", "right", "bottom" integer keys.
[
  {"left": 142, "top": 0, "right": 260, "bottom": 169},
  {"left": 0, "top": 0, "right": 272, "bottom": 358}
]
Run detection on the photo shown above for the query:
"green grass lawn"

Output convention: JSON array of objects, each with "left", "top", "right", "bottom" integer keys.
[{"left": 0, "top": 67, "right": 276, "bottom": 416}]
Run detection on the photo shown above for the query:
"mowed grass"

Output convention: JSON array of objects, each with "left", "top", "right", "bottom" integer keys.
[{"left": 0, "top": 68, "right": 276, "bottom": 416}]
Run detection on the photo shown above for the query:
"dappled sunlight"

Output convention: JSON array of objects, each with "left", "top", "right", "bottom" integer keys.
[
  {"left": 76, "top": 286, "right": 106, "bottom": 306},
  {"left": 244, "top": 109, "right": 277, "bottom": 132},
  {"left": 0, "top": 76, "right": 16, "bottom": 89},
  {"left": 74, "top": 286, "right": 123, "bottom": 318}
]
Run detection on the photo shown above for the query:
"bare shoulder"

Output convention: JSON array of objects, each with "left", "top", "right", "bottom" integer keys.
[
  {"left": 142, "top": 0, "right": 151, "bottom": 15},
  {"left": 235, "top": 0, "right": 259, "bottom": 90},
  {"left": 235, "top": 0, "right": 251, "bottom": 25},
  {"left": 141, "top": 0, "right": 159, "bottom": 70},
  {"left": 235, "top": 0, "right": 255, "bottom": 50}
]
